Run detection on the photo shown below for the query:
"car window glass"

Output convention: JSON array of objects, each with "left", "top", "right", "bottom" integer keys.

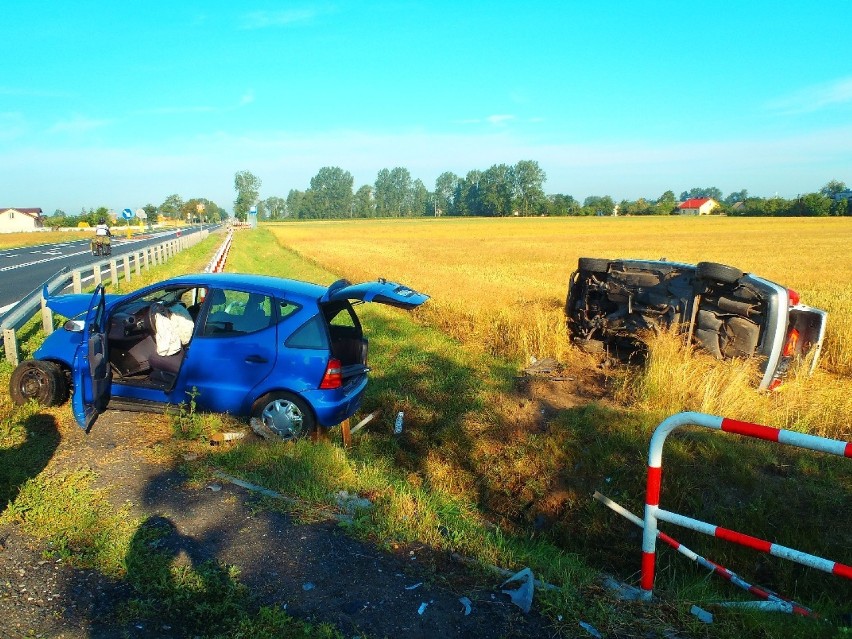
[
  {"left": 285, "top": 315, "right": 327, "bottom": 349},
  {"left": 326, "top": 304, "right": 357, "bottom": 329},
  {"left": 202, "top": 289, "right": 273, "bottom": 336},
  {"left": 278, "top": 299, "right": 301, "bottom": 322}
]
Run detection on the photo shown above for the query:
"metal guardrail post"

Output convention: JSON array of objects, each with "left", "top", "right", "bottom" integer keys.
[
  {"left": 109, "top": 259, "right": 118, "bottom": 285},
  {"left": 2, "top": 328, "right": 18, "bottom": 366},
  {"left": 73, "top": 270, "right": 82, "bottom": 293},
  {"left": 123, "top": 255, "right": 131, "bottom": 282},
  {"left": 40, "top": 296, "right": 53, "bottom": 335}
]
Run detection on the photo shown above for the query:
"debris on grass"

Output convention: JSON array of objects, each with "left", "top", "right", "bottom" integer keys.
[
  {"left": 405, "top": 582, "right": 423, "bottom": 590},
  {"left": 349, "top": 410, "right": 381, "bottom": 436},
  {"left": 249, "top": 417, "right": 278, "bottom": 440},
  {"left": 210, "top": 431, "right": 246, "bottom": 445},
  {"left": 522, "top": 356, "right": 573, "bottom": 381},
  {"left": 501, "top": 567, "right": 535, "bottom": 614},
  {"left": 459, "top": 596, "right": 472, "bottom": 616},
  {"left": 602, "top": 576, "right": 643, "bottom": 601},
  {"left": 417, "top": 602, "right": 428, "bottom": 615},
  {"left": 690, "top": 605, "right": 713, "bottom": 623},
  {"left": 579, "top": 620, "right": 603, "bottom": 638},
  {"left": 334, "top": 490, "right": 373, "bottom": 514}
]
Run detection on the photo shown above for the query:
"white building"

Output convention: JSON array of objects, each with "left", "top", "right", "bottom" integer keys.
[
  {"left": 677, "top": 198, "right": 718, "bottom": 215},
  {"left": 0, "top": 208, "right": 45, "bottom": 233}
]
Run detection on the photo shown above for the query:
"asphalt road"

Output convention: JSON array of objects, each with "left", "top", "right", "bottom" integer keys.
[{"left": 0, "top": 226, "right": 211, "bottom": 314}]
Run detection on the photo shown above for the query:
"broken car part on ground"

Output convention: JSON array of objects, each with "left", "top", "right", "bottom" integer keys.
[{"left": 565, "top": 257, "right": 827, "bottom": 389}]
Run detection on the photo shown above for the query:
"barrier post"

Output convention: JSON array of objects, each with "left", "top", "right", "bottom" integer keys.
[
  {"left": 40, "top": 296, "right": 53, "bottom": 335},
  {"left": 640, "top": 411, "right": 852, "bottom": 601}
]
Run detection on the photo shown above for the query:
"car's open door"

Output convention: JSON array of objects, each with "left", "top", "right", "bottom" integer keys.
[
  {"left": 70, "top": 285, "right": 112, "bottom": 430},
  {"left": 321, "top": 279, "right": 429, "bottom": 309}
]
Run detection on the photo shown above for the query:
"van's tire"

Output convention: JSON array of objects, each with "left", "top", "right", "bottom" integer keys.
[
  {"left": 578, "top": 257, "right": 610, "bottom": 274},
  {"left": 696, "top": 261, "right": 743, "bottom": 284},
  {"left": 9, "top": 360, "right": 68, "bottom": 407},
  {"left": 251, "top": 392, "right": 316, "bottom": 441}
]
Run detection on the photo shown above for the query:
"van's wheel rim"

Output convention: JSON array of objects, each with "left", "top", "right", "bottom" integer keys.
[{"left": 261, "top": 399, "right": 305, "bottom": 439}]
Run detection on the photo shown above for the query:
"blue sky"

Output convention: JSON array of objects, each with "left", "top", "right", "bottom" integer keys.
[{"left": 2, "top": 1, "right": 851, "bottom": 215}]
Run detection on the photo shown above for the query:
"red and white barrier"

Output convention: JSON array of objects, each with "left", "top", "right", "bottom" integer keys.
[
  {"left": 640, "top": 411, "right": 852, "bottom": 601},
  {"left": 595, "top": 491, "right": 814, "bottom": 616}
]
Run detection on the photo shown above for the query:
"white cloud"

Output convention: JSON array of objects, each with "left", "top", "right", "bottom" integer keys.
[
  {"left": 130, "top": 92, "right": 255, "bottom": 117},
  {"left": 486, "top": 114, "right": 515, "bottom": 126},
  {"left": 767, "top": 76, "right": 852, "bottom": 114},
  {"left": 48, "top": 115, "right": 114, "bottom": 134},
  {"left": 240, "top": 9, "right": 321, "bottom": 29},
  {"left": 132, "top": 106, "right": 218, "bottom": 115},
  {"left": 455, "top": 114, "right": 517, "bottom": 126}
]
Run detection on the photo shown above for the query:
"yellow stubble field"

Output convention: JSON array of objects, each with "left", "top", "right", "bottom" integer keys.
[{"left": 267, "top": 215, "right": 852, "bottom": 437}]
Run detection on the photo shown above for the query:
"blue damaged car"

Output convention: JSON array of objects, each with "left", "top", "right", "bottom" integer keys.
[{"left": 9, "top": 273, "right": 428, "bottom": 438}]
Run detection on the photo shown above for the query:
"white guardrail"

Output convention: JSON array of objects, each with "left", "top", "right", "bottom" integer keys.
[{"left": 1, "top": 229, "right": 212, "bottom": 366}]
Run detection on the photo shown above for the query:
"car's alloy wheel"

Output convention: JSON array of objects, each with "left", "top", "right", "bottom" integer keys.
[
  {"left": 253, "top": 392, "right": 316, "bottom": 441},
  {"left": 9, "top": 360, "right": 68, "bottom": 406}
]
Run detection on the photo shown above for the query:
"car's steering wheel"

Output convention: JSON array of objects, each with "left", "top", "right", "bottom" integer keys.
[{"left": 147, "top": 302, "right": 168, "bottom": 335}]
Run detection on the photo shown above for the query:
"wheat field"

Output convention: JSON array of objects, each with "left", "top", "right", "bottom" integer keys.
[{"left": 266, "top": 216, "right": 852, "bottom": 439}]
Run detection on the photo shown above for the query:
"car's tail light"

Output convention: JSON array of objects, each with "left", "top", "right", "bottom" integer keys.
[
  {"left": 787, "top": 288, "right": 800, "bottom": 306},
  {"left": 319, "top": 358, "right": 342, "bottom": 389},
  {"left": 782, "top": 328, "right": 800, "bottom": 357}
]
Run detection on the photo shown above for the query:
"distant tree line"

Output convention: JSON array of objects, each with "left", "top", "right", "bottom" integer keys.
[
  {"left": 47, "top": 195, "right": 228, "bottom": 229},
  {"left": 233, "top": 164, "right": 850, "bottom": 222}
]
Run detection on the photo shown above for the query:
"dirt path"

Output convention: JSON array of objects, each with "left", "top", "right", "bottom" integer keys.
[{"left": 0, "top": 411, "right": 560, "bottom": 638}]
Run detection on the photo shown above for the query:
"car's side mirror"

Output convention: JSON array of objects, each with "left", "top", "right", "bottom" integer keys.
[{"left": 64, "top": 319, "right": 85, "bottom": 332}]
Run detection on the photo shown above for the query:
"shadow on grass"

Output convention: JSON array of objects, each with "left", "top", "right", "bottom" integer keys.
[
  {"left": 0, "top": 412, "right": 60, "bottom": 514},
  {"left": 118, "top": 513, "right": 250, "bottom": 637}
]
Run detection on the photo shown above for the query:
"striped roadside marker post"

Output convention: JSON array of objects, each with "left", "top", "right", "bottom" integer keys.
[
  {"left": 595, "top": 491, "right": 814, "bottom": 616},
  {"left": 640, "top": 412, "right": 852, "bottom": 602}
]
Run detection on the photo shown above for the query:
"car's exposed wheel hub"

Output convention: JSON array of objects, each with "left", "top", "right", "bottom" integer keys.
[
  {"left": 20, "top": 370, "right": 46, "bottom": 398},
  {"left": 261, "top": 399, "right": 304, "bottom": 440}
]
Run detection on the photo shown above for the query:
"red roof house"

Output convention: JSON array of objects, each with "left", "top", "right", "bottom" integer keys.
[{"left": 677, "top": 198, "right": 718, "bottom": 215}]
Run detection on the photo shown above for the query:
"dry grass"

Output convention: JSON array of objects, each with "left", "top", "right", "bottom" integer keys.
[
  {"left": 266, "top": 216, "right": 852, "bottom": 439},
  {"left": 0, "top": 229, "right": 96, "bottom": 249}
]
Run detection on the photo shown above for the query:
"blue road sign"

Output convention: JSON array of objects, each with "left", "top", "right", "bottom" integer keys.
[{"left": 122, "top": 208, "right": 134, "bottom": 219}]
